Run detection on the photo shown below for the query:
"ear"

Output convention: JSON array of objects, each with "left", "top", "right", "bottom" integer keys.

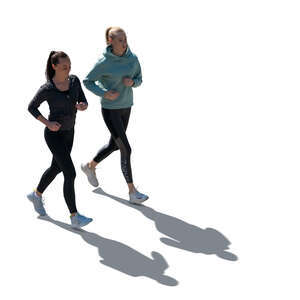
[{"left": 51, "top": 63, "right": 57, "bottom": 70}]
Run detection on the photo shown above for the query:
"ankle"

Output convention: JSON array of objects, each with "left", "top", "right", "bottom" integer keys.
[
  {"left": 88, "top": 162, "right": 97, "bottom": 169},
  {"left": 88, "top": 163, "right": 96, "bottom": 170},
  {"left": 129, "top": 187, "right": 136, "bottom": 194},
  {"left": 35, "top": 189, "right": 42, "bottom": 197}
]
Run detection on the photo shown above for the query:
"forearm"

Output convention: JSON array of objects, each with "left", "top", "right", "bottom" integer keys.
[
  {"left": 132, "top": 59, "right": 142, "bottom": 88},
  {"left": 37, "top": 115, "right": 49, "bottom": 127},
  {"left": 132, "top": 76, "right": 142, "bottom": 88},
  {"left": 83, "top": 79, "right": 107, "bottom": 97}
]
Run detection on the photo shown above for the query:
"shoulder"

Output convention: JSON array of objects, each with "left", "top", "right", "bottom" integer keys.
[
  {"left": 70, "top": 74, "right": 85, "bottom": 87},
  {"left": 37, "top": 81, "right": 52, "bottom": 93},
  {"left": 88, "top": 57, "right": 108, "bottom": 75},
  {"left": 131, "top": 53, "right": 140, "bottom": 65},
  {"left": 95, "top": 56, "right": 107, "bottom": 66},
  {"left": 86, "top": 57, "right": 107, "bottom": 74},
  {"left": 128, "top": 49, "right": 139, "bottom": 60},
  {"left": 69, "top": 74, "right": 80, "bottom": 82}
]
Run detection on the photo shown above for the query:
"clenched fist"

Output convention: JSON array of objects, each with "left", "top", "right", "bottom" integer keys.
[
  {"left": 122, "top": 77, "right": 134, "bottom": 87},
  {"left": 104, "top": 90, "right": 120, "bottom": 101},
  {"left": 47, "top": 121, "right": 61, "bottom": 131},
  {"left": 76, "top": 102, "right": 88, "bottom": 111}
]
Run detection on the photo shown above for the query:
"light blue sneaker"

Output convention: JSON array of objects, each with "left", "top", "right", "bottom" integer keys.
[
  {"left": 27, "top": 191, "right": 46, "bottom": 216},
  {"left": 70, "top": 213, "right": 93, "bottom": 228},
  {"left": 129, "top": 190, "right": 149, "bottom": 205}
]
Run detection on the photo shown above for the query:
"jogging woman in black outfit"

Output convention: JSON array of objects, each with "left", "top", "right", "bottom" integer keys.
[{"left": 27, "top": 51, "right": 93, "bottom": 228}]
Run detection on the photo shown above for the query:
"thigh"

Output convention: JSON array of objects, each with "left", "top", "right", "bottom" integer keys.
[
  {"left": 52, "top": 147, "right": 75, "bottom": 176},
  {"left": 102, "top": 108, "right": 131, "bottom": 151},
  {"left": 45, "top": 129, "right": 75, "bottom": 173},
  {"left": 121, "top": 108, "right": 131, "bottom": 131},
  {"left": 61, "top": 128, "right": 74, "bottom": 153},
  {"left": 107, "top": 135, "right": 118, "bottom": 149},
  {"left": 49, "top": 156, "right": 61, "bottom": 172},
  {"left": 102, "top": 108, "right": 124, "bottom": 139}
]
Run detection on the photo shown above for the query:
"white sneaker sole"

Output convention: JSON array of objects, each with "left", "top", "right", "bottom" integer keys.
[
  {"left": 71, "top": 219, "right": 93, "bottom": 228},
  {"left": 129, "top": 197, "right": 149, "bottom": 205}
]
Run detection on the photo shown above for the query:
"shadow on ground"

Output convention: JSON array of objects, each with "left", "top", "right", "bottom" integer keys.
[
  {"left": 93, "top": 187, "right": 238, "bottom": 261},
  {"left": 38, "top": 215, "right": 178, "bottom": 286}
]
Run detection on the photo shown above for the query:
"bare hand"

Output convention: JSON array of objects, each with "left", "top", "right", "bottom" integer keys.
[
  {"left": 122, "top": 77, "right": 134, "bottom": 87},
  {"left": 104, "top": 90, "right": 120, "bottom": 101},
  {"left": 76, "top": 102, "right": 88, "bottom": 111},
  {"left": 47, "top": 121, "right": 61, "bottom": 131}
]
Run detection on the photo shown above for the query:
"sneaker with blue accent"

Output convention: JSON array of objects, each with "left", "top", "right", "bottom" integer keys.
[
  {"left": 27, "top": 191, "right": 46, "bottom": 216},
  {"left": 70, "top": 213, "right": 93, "bottom": 228},
  {"left": 129, "top": 190, "right": 149, "bottom": 205}
]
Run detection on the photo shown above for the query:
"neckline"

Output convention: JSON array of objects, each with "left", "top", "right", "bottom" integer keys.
[
  {"left": 107, "top": 45, "right": 129, "bottom": 57},
  {"left": 51, "top": 75, "right": 71, "bottom": 92}
]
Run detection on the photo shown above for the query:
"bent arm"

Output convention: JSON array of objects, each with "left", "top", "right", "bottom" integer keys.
[
  {"left": 132, "top": 59, "right": 142, "bottom": 88},
  {"left": 83, "top": 60, "right": 108, "bottom": 97},
  {"left": 28, "top": 86, "right": 46, "bottom": 119},
  {"left": 75, "top": 76, "right": 88, "bottom": 104}
]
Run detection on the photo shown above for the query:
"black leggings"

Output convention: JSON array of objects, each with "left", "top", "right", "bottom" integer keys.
[
  {"left": 37, "top": 127, "right": 77, "bottom": 214},
  {"left": 94, "top": 107, "right": 133, "bottom": 183}
]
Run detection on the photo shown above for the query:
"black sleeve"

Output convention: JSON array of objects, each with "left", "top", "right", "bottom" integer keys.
[
  {"left": 28, "top": 85, "right": 48, "bottom": 119},
  {"left": 75, "top": 76, "right": 88, "bottom": 104}
]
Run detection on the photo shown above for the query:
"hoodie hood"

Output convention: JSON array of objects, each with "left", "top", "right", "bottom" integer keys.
[{"left": 103, "top": 45, "right": 133, "bottom": 60}]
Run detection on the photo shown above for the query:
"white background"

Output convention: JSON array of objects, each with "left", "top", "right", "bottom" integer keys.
[{"left": 1, "top": 0, "right": 299, "bottom": 298}]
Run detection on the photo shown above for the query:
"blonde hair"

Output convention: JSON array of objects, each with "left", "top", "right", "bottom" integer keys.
[{"left": 105, "top": 27, "right": 126, "bottom": 45}]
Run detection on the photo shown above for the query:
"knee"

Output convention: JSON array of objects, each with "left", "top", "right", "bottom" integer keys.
[
  {"left": 127, "top": 145, "right": 132, "bottom": 156},
  {"left": 116, "top": 138, "right": 131, "bottom": 157},
  {"left": 120, "top": 145, "right": 131, "bottom": 158},
  {"left": 63, "top": 168, "right": 76, "bottom": 180},
  {"left": 109, "top": 143, "right": 119, "bottom": 152},
  {"left": 103, "top": 142, "right": 118, "bottom": 153},
  {"left": 48, "top": 165, "right": 61, "bottom": 176},
  {"left": 53, "top": 165, "right": 61, "bottom": 174}
]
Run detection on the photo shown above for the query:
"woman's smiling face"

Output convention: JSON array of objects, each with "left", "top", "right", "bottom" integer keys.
[
  {"left": 110, "top": 32, "right": 127, "bottom": 56},
  {"left": 52, "top": 57, "right": 71, "bottom": 76}
]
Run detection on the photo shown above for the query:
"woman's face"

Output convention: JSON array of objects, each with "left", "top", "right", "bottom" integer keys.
[
  {"left": 52, "top": 57, "right": 71, "bottom": 77},
  {"left": 110, "top": 32, "right": 127, "bottom": 56}
]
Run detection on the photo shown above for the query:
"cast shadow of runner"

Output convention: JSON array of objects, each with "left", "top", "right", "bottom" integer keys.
[
  {"left": 93, "top": 188, "right": 238, "bottom": 261},
  {"left": 38, "top": 215, "right": 178, "bottom": 286}
]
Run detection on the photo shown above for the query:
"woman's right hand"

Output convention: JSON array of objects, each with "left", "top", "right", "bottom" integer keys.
[
  {"left": 104, "top": 90, "right": 120, "bottom": 101},
  {"left": 47, "top": 121, "right": 61, "bottom": 131}
]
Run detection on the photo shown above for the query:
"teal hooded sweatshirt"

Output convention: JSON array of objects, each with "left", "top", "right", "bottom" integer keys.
[{"left": 83, "top": 45, "right": 142, "bottom": 109}]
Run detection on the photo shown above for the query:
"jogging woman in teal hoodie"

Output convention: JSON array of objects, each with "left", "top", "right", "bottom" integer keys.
[{"left": 81, "top": 27, "right": 148, "bottom": 205}]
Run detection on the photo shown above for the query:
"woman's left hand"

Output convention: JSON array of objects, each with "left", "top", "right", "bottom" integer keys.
[
  {"left": 123, "top": 77, "right": 134, "bottom": 87},
  {"left": 76, "top": 102, "right": 88, "bottom": 111}
]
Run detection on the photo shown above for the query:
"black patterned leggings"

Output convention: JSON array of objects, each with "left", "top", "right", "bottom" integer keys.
[{"left": 93, "top": 107, "right": 133, "bottom": 183}]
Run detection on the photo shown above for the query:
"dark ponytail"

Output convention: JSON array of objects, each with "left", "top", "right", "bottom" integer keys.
[{"left": 45, "top": 51, "right": 69, "bottom": 81}]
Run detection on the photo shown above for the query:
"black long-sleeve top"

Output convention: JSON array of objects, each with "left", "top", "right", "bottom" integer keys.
[{"left": 28, "top": 74, "right": 88, "bottom": 131}]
